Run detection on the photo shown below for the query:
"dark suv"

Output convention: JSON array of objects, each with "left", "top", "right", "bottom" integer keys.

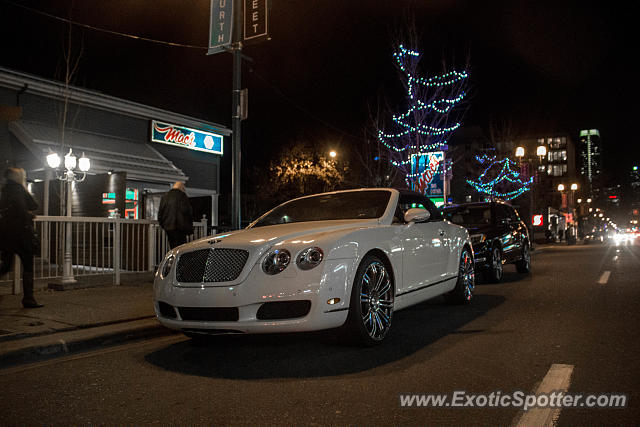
[{"left": 441, "top": 201, "right": 531, "bottom": 282}]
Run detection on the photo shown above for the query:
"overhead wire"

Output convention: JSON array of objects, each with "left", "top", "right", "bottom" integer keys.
[{"left": 3, "top": 0, "right": 364, "bottom": 141}]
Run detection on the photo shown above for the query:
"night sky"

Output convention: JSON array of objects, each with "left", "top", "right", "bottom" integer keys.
[{"left": 1, "top": 0, "right": 636, "bottom": 192}]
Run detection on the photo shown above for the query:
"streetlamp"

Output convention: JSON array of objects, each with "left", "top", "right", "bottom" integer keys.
[
  {"left": 329, "top": 150, "right": 337, "bottom": 158},
  {"left": 46, "top": 148, "right": 90, "bottom": 284},
  {"left": 536, "top": 145, "right": 547, "bottom": 162},
  {"left": 514, "top": 144, "right": 547, "bottom": 244}
]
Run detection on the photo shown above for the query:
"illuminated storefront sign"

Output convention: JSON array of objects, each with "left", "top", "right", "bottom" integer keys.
[
  {"left": 102, "top": 192, "right": 116, "bottom": 204},
  {"left": 411, "top": 151, "right": 445, "bottom": 205},
  {"left": 151, "top": 120, "right": 223, "bottom": 155},
  {"left": 532, "top": 214, "right": 544, "bottom": 227}
]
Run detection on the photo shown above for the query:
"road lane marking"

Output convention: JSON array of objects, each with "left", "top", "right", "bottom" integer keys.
[
  {"left": 598, "top": 271, "right": 611, "bottom": 285},
  {"left": 515, "top": 364, "right": 574, "bottom": 427}
]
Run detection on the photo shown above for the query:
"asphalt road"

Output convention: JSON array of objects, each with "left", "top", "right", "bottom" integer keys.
[{"left": 1, "top": 242, "right": 639, "bottom": 426}]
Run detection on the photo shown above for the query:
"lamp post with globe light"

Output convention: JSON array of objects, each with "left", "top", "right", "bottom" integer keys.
[
  {"left": 46, "top": 148, "right": 90, "bottom": 284},
  {"left": 515, "top": 144, "right": 547, "bottom": 243},
  {"left": 557, "top": 182, "right": 579, "bottom": 243}
]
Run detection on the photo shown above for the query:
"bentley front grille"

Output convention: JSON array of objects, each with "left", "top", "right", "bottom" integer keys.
[{"left": 176, "top": 248, "right": 249, "bottom": 283}]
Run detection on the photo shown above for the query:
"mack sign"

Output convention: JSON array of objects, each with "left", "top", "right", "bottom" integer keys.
[{"left": 151, "top": 121, "right": 223, "bottom": 155}]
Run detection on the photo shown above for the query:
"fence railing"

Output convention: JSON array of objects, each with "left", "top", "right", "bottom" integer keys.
[{"left": 1, "top": 216, "right": 209, "bottom": 294}]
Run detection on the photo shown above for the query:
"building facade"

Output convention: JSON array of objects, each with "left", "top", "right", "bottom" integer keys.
[
  {"left": 0, "top": 67, "right": 229, "bottom": 228},
  {"left": 578, "top": 129, "right": 602, "bottom": 193}
]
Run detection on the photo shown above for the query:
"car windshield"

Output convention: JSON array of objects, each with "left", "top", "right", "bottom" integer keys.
[
  {"left": 250, "top": 190, "right": 391, "bottom": 228},
  {"left": 442, "top": 206, "right": 492, "bottom": 226}
]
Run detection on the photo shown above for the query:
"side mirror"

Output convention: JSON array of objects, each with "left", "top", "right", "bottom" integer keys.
[{"left": 404, "top": 208, "right": 431, "bottom": 223}]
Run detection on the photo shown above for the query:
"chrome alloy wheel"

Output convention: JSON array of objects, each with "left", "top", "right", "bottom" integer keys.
[
  {"left": 359, "top": 261, "right": 394, "bottom": 341},
  {"left": 460, "top": 249, "right": 475, "bottom": 301},
  {"left": 491, "top": 247, "right": 503, "bottom": 279}
]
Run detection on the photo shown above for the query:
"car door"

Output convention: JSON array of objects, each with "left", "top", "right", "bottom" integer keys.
[{"left": 395, "top": 195, "right": 450, "bottom": 294}]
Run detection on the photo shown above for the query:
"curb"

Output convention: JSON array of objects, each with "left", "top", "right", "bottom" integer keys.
[{"left": 0, "top": 318, "right": 177, "bottom": 369}]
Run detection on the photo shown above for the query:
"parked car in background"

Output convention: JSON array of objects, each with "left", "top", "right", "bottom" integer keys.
[
  {"left": 584, "top": 229, "right": 607, "bottom": 244},
  {"left": 441, "top": 200, "right": 531, "bottom": 282},
  {"left": 154, "top": 188, "right": 474, "bottom": 346}
]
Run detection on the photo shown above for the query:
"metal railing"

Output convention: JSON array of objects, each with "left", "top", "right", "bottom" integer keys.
[{"left": 1, "top": 216, "right": 209, "bottom": 294}]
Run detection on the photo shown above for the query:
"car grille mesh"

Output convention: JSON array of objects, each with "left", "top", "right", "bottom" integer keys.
[{"left": 176, "top": 249, "right": 249, "bottom": 283}]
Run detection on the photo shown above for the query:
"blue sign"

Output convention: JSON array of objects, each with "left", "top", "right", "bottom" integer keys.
[
  {"left": 209, "top": 0, "right": 234, "bottom": 55},
  {"left": 151, "top": 121, "right": 223, "bottom": 155},
  {"left": 411, "top": 151, "right": 445, "bottom": 199}
]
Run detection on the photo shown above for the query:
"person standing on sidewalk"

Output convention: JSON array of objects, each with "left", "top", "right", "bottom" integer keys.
[
  {"left": 158, "top": 181, "right": 194, "bottom": 249},
  {"left": 0, "top": 167, "right": 42, "bottom": 308}
]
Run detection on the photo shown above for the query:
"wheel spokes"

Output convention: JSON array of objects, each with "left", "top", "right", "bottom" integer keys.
[{"left": 360, "top": 261, "right": 393, "bottom": 340}]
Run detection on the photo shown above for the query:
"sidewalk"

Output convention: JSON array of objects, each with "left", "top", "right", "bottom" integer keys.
[{"left": 0, "top": 280, "right": 175, "bottom": 369}]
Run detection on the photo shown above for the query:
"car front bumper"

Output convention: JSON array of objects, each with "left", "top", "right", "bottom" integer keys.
[{"left": 153, "top": 258, "right": 357, "bottom": 334}]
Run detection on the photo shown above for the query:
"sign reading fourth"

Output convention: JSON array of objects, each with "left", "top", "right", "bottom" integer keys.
[{"left": 151, "top": 120, "right": 224, "bottom": 155}]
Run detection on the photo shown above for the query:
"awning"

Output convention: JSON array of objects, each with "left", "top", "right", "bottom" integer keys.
[{"left": 9, "top": 120, "right": 187, "bottom": 184}]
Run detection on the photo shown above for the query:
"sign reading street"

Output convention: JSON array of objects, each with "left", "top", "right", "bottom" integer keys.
[
  {"left": 151, "top": 121, "right": 224, "bottom": 155},
  {"left": 208, "top": 0, "right": 234, "bottom": 55},
  {"left": 244, "top": 0, "right": 269, "bottom": 43}
]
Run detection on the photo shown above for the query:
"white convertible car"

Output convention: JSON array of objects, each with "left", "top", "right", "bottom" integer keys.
[{"left": 154, "top": 188, "right": 474, "bottom": 345}]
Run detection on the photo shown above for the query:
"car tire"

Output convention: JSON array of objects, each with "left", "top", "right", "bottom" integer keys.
[
  {"left": 484, "top": 245, "right": 503, "bottom": 283},
  {"left": 445, "top": 247, "right": 475, "bottom": 304},
  {"left": 515, "top": 241, "right": 531, "bottom": 274},
  {"left": 343, "top": 254, "right": 394, "bottom": 346}
]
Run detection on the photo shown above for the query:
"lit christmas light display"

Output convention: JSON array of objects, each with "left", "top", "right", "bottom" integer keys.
[
  {"left": 378, "top": 44, "right": 468, "bottom": 191},
  {"left": 466, "top": 155, "right": 533, "bottom": 200}
]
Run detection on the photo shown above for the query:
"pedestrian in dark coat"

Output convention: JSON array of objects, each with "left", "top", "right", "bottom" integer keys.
[
  {"left": 0, "top": 167, "right": 42, "bottom": 308},
  {"left": 158, "top": 181, "right": 194, "bottom": 249}
]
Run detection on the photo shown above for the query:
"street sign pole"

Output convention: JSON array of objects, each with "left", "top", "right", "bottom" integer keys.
[
  {"left": 231, "top": 36, "right": 242, "bottom": 230},
  {"left": 209, "top": 0, "right": 270, "bottom": 230}
]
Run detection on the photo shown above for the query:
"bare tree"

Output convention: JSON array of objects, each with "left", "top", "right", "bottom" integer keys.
[
  {"left": 352, "top": 95, "right": 402, "bottom": 188},
  {"left": 376, "top": 18, "right": 470, "bottom": 190},
  {"left": 55, "top": 9, "right": 84, "bottom": 152},
  {"left": 488, "top": 115, "right": 520, "bottom": 155},
  {"left": 52, "top": 8, "right": 84, "bottom": 215}
]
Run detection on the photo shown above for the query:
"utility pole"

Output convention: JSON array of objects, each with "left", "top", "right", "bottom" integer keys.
[
  {"left": 230, "top": 0, "right": 247, "bottom": 230},
  {"left": 231, "top": 43, "right": 242, "bottom": 229},
  {"left": 209, "top": 0, "right": 269, "bottom": 229}
]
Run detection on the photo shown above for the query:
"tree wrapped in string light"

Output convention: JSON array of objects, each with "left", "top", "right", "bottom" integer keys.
[
  {"left": 377, "top": 44, "right": 469, "bottom": 189},
  {"left": 466, "top": 154, "right": 533, "bottom": 200}
]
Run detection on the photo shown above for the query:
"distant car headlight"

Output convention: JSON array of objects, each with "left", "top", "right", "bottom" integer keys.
[
  {"left": 262, "top": 249, "right": 291, "bottom": 275},
  {"left": 470, "top": 234, "right": 487, "bottom": 246},
  {"left": 160, "top": 254, "right": 175, "bottom": 279},
  {"left": 296, "top": 247, "right": 324, "bottom": 270}
]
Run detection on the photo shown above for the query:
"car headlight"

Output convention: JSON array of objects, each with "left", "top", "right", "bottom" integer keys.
[
  {"left": 470, "top": 234, "right": 487, "bottom": 245},
  {"left": 262, "top": 249, "right": 291, "bottom": 275},
  {"left": 160, "top": 254, "right": 175, "bottom": 279},
  {"left": 296, "top": 247, "right": 324, "bottom": 270}
]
